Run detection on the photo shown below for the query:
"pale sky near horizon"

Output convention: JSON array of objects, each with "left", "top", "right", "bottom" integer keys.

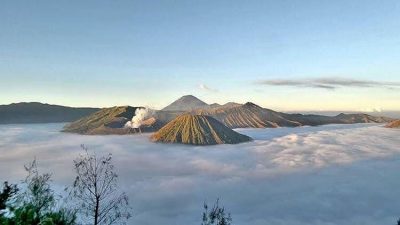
[{"left": 1, "top": 0, "right": 399, "bottom": 111}]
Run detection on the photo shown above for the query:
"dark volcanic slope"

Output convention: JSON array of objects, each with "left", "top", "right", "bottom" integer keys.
[
  {"left": 196, "top": 102, "right": 394, "bottom": 128},
  {"left": 62, "top": 95, "right": 396, "bottom": 135},
  {"left": 63, "top": 106, "right": 138, "bottom": 134},
  {"left": 196, "top": 102, "right": 301, "bottom": 128},
  {"left": 63, "top": 106, "right": 163, "bottom": 134},
  {"left": 385, "top": 120, "right": 400, "bottom": 128},
  {"left": 162, "top": 95, "right": 209, "bottom": 111},
  {"left": 151, "top": 114, "right": 251, "bottom": 145},
  {"left": 0, "top": 102, "right": 99, "bottom": 124}
]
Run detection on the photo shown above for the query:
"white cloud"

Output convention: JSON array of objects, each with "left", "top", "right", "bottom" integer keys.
[
  {"left": 256, "top": 78, "right": 400, "bottom": 90},
  {"left": 199, "top": 84, "right": 218, "bottom": 92},
  {"left": 359, "top": 107, "right": 383, "bottom": 113},
  {"left": 1, "top": 123, "right": 400, "bottom": 225}
]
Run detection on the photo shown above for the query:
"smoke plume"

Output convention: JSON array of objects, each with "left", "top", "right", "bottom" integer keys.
[{"left": 124, "top": 108, "right": 153, "bottom": 129}]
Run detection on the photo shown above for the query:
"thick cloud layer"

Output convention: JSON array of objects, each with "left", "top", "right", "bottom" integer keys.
[{"left": 0, "top": 123, "right": 399, "bottom": 225}]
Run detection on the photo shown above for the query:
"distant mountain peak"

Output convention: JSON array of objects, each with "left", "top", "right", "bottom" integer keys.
[
  {"left": 162, "top": 95, "right": 209, "bottom": 111},
  {"left": 181, "top": 94, "right": 197, "bottom": 98},
  {"left": 243, "top": 102, "right": 261, "bottom": 108},
  {"left": 209, "top": 103, "right": 221, "bottom": 107}
]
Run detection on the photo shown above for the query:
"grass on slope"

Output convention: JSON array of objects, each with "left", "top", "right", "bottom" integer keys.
[{"left": 62, "top": 106, "right": 138, "bottom": 134}]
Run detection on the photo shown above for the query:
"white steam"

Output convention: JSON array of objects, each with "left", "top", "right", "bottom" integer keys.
[{"left": 124, "top": 108, "right": 153, "bottom": 129}]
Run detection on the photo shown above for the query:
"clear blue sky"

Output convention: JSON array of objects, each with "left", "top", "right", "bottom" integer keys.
[{"left": 1, "top": 0, "right": 399, "bottom": 110}]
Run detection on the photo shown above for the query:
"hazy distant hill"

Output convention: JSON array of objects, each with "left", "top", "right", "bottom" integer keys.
[
  {"left": 151, "top": 114, "right": 251, "bottom": 145},
  {"left": 286, "top": 110, "right": 400, "bottom": 119},
  {"left": 162, "top": 95, "right": 209, "bottom": 111},
  {"left": 209, "top": 103, "right": 221, "bottom": 108},
  {"left": 196, "top": 102, "right": 301, "bottom": 128},
  {"left": 282, "top": 112, "right": 393, "bottom": 126},
  {"left": 0, "top": 102, "right": 99, "bottom": 124},
  {"left": 195, "top": 101, "right": 394, "bottom": 128}
]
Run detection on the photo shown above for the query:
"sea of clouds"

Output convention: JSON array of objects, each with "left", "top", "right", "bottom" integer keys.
[{"left": 0, "top": 123, "right": 399, "bottom": 225}]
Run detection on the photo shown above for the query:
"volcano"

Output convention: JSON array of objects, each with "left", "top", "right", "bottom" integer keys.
[
  {"left": 62, "top": 106, "right": 162, "bottom": 134},
  {"left": 151, "top": 114, "right": 251, "bottom": 145},
  {"left": 162, "top": 95, "right": 209, "bottom": 111},
  {"left": 62, "top": 95, "right": 395, "bottom": 135}
]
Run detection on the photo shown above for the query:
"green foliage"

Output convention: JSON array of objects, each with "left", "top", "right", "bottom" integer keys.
[
  {"left": 0, "top": 181, "right": 18, "bottom": 212},
  {"left": 20, "top": 160, "right": 55, "bottom": 214},
  {"left": 7, "top": 204, "right": 41, "bottom": 225},
  {"left": 1, "top": 204, "right": 76, "bottom": 225},
  {"left": 202, "top": 199, "right": 232, "bottom": 225},
  {"left": 0, "top": 181, "right": 19, "bottom": 224},
  {"left": 39, "top": 209, "right": 76, "bottom": 225},
  {"left": 0, "top": 160, "right": 76, "bottom": 225}
]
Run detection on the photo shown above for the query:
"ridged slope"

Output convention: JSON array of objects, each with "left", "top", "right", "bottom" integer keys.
[
  {"left": 198, "top": 102, "right": 394, "bottom": 128},
  {"left": 151, "top": 114, "right": 251, "bottom": 145},
  {"left": 385, "top": 120, "right": 400, "bottom": 128},
  {"left": 334, "top": 113, "right": 394, "bottom": 123},
  {"left": 197, "top": 102, "right": 301, "bottom": 128},
  {"left": 63, "top": 106, "right": 139, "bottom": 134}
]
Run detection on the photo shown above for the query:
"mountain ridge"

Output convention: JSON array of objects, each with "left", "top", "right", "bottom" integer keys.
[
  {"left": 62, "top": 95, "right": 396, "bottom": 135},
  {"left": 195, "top": 101, "right": 302, "bottom": 128},
  {"left": 3, "top": 96, "right": 395, "bottom": 132},
  {"left": 0, "top": 102, "right": 99, "bottom": 124},
  {"left": 62, "top": 106, "right": 163, "bottom": 134},
  {"left": 162, "top": 95, "right": 209, "bottom": 111}
]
